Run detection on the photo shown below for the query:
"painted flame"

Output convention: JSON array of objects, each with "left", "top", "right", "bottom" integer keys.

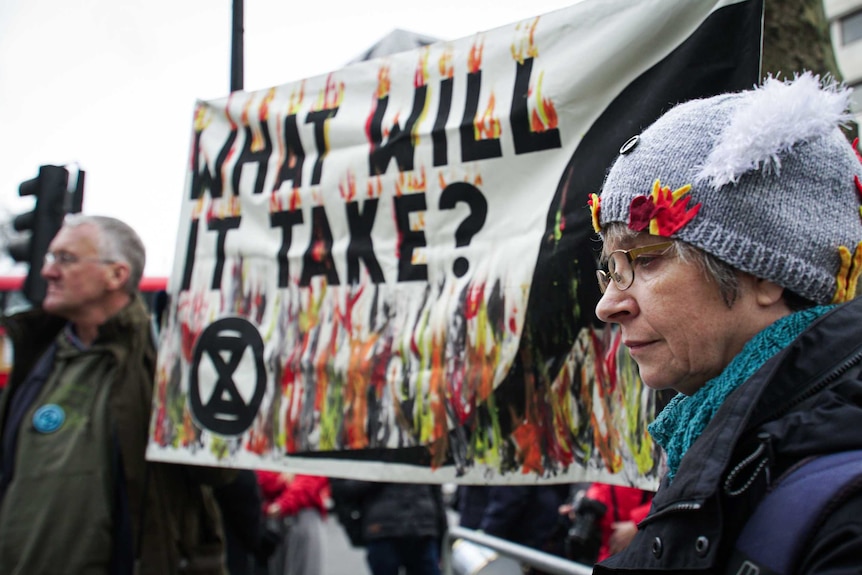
[
  {"left": 366, "top": 176, "right": 383, "bottom": 199},
  {"left": 194, "top": 104, "right": 212, "bottom": 132},
  {"left": 340, "top": 170, "right": 357, "bottom": 202},
  {"left": 287, "top": 82, "right": 305, "bottom": 116},
  {"left": 414, "top": 48, "right": 430, "bottom": 88},
  {"left": 468, "top": 37, "right": 484, "bottom": 74},
  {"left": 438, "top": 48, "right": 454, "bottom": 79},
  {"left": 259, "top": 87, "right": 276, "bottom": 122},
  {"left": 313, "top": 74, "right": 345, "bottom": 111},
  {"left": 529, "top": 71, "right": 558, "bottom": 132},
  {"left": 511, "top": 17, "right": 539, "bottom": 64},
  {"left": 207, "top": 195, "right": 242, "bottom": 220},
  {"left": 269, "top": 188, "right": 301, "bottom": 213},
  {"left": 376, "top": 66, "right": 392, "bottom": 100},
  {"left": 474, "top": 92, "right": 501, "bottom": 140},
  {"left": 394, "top": 166, "right": 427, "bottom": 197}
]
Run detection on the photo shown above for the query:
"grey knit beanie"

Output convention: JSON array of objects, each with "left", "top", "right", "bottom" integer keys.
[{"left": 591, "top": 72, "right": 862, "bottom": 305}]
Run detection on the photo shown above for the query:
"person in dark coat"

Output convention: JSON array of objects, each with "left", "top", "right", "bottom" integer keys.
[
  {"left": 589, "top": 72, "right": 862, "bottom": 572},
  {"left": 455, "top": 485, "right": 489, "bottom": 530},
  {"left": 478, "top": 485, "right": 570, "bottom": 565},
  {"left": 0, "top": 215, "right": 233, "bottom": 575},
  {"left": 330, "top": 479, "right": 447, "bottom": 575},
  {"left": 214, "top": 470, "right": 266, "bottom": 575}
]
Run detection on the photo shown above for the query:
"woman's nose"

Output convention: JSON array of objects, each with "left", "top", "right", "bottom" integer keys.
[{"left": 595, "top": 284, "right": 635, "bottom": 323}]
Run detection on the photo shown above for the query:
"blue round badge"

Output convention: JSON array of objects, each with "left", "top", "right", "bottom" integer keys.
[{"left": 33, "top": 404, "right": 65, "bottom": 434}]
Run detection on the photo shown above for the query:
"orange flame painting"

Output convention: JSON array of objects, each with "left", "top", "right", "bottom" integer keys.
[
  {"left": 287, "top": 82, "right": 305, "bottom": 116},
  {"left": 313, "top": 74, "right": 345, "bottom": 112},
  {"left": 529, "top": 71, "right": 558, "bottom": 133},
  {"left": 395, "top": 166, "right": 427, "bottom": 197},
  {"left": 207, "top": 195, "right": 242, "bottom": 221},
  {"left": 414, "top": 49, "right": 430, "bottom": 89},
  {"left": 468, "top": 37, "right": 484, "bottom": 74},
  {"left": 269, "top": 188, "right": 301, "bottom": 213},
  {"left": 376, "top": 66, "right": 392, "bottom": 100},
  {"left": 366, "top": 175, "right": 383, "bottom": 199},
  {"left": 474, "top": 92, "right": 502, "bottom": 140},
  {"left": 244, "top": 88, "right": 275, "bottom": 153},
  {"left": 193, "top": 104, "right": 212, "bottom": 133},
  {"left": 438, "top": 48, "right": 454, "bottom": 79},
  {"left": 339, "top": 169, "right": 357, "bottom": 203},
  {"left": 191, "top": 196, "right": 207, "bottom": 220},
  {"left": 225, "top": 93, "right": 238, "bottom": 131},
  {"left": 511, "top": 17, "right": 539, "bottom": 65},
  {"left": 437, "top": 171, "right": 483, "bottom": 193}
]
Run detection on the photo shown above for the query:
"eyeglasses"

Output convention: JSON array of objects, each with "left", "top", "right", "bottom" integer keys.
[
  {"left": 596, "top": 242, "right": 674, "bottom": 293},
  {"left": 43, "top": 251, "right": 115, "bottom": 268}
]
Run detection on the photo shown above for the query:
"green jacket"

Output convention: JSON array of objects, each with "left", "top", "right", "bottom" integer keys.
[{"left": 0, "top": 295, "right": 231, "bottom": 575}]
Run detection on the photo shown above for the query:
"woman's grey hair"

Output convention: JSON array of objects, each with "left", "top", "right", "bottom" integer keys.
[
  {"left": 63, "top": 214, "right": 146, "bottom": 294},
  {"left": 600, "top": 223, "right": 741, "bottom": 308},
  {"left": 599, "top": 223, "right": 814, "bottom": 310}
]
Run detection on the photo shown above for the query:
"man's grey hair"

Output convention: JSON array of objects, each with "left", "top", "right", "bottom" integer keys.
[{"left": 63, "top": 214, "right": 146, "bottom": 294}]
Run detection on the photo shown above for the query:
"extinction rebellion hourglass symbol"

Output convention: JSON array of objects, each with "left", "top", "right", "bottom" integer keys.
[{"left": 189, "top": 317, "right": 266, "bottom": 436}]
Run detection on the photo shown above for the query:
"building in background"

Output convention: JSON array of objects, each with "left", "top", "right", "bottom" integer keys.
[{"left": 826, "top": 0, "right": 862, "bottom": 121}]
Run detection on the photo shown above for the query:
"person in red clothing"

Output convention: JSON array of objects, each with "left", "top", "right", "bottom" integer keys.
[
  {"left": 562, "top": 483, "right": 653, "bottom": 564},
  {"left": 566, "top": 483, "right": 653, "bottom": 564},
  {"left": 256, "top": 472, "right": 329, "bottom": 575}
]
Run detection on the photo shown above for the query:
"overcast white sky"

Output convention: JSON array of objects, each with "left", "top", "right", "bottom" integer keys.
[{"left": 0, "top": 0, "right": 579, "bottom": 277}]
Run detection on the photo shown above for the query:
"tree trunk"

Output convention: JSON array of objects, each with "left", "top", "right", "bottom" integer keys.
[
  {"left": 763, "top": 0, "right": 856, "bottom": 139},
  {"left": 762, "top": 0, "right": 841, "bottom": 80}
]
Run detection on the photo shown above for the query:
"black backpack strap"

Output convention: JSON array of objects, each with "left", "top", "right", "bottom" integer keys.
[{"left": 728, "top": 449, "right": 862, "bottom": 575}]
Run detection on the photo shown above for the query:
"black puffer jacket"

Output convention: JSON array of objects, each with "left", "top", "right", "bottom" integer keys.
[{"left": 595, "top": 297, "right": 862, "bottom": 574}]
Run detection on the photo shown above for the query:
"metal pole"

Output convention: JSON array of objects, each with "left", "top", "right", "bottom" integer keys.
[
  {"left": 445, "top": 525, "right": 593, "bottom": 575},
  {"left": 230, "top": 0, "right": 244, "bottom": 91}
]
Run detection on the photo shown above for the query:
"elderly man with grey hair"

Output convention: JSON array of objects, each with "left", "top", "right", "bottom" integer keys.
[{"left": 0, "top": 214, "right": 232, "bottom": 575}]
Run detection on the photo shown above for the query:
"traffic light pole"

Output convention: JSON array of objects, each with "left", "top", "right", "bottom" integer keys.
[
  {"left": 231, "top": 0, "right": 243, "bottom": 92},
  {"left": 7, "top": 165, "right": 84, "bottom": 305}
]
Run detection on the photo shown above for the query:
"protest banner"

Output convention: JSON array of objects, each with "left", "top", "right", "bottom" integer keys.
[{"left": 147, "top": 0, "right": 762, "bottom": 487}]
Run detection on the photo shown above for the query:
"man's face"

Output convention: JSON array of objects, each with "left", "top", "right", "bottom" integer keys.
[{"left": 41, "top": 223, "right": 115, "bottom": 319}]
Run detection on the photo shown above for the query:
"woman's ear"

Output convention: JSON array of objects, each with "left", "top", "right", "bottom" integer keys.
[{"left": 753, "top": 277, "right": 786, "bottom": 307}]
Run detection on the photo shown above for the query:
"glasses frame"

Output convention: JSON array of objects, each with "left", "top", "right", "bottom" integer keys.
[
  {"left": 44, "top": 250, "right": 115, "bottom": 268},
  {"left": 596, "top": 242, "right": 674, "bottom": 293}
]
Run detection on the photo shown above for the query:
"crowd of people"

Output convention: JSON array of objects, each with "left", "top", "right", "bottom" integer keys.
[
  {"left": 215, "top": 474, "right": 645, "bottom": 575},
  {"left": 2, "top": 71, "right": 862, "bottom": 574}
]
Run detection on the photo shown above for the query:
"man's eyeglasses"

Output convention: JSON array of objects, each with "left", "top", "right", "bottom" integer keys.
[
  {"left": 596, "top": 242, "right": 675, "bottom": 293},
  {"left": 43, "top": 251, "right": 115, "bottom": 268}
]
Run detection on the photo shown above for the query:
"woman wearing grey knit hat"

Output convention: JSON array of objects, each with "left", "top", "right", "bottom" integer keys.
[{"left": 590, "top": 72, "right": 862, "bottom": 574}]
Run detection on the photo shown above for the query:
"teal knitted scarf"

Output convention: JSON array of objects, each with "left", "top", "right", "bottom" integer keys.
[{"left": 648, "top": 305, "right": 834, "bottom": 481}]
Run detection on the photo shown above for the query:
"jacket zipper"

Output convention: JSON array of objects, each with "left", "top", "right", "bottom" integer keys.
[{"left": 639, "top": 499, "right": 703, "bottom": 525}]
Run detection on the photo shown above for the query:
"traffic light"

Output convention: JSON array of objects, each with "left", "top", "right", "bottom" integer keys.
[{"left": 7, "top": 165, "right": 85, "bottom": 304}]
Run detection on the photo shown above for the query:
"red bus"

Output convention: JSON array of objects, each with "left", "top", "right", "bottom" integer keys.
[{"left": 0, "top": 275, "right": 168, "bottom": 387}]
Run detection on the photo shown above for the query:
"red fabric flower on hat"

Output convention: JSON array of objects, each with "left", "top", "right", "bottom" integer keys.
[{"left": 628, "top": 179, "right": 700, "bottom": 236}]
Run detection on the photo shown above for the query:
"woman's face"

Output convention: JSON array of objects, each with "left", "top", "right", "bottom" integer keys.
[{"left": 595, "top": 234, "right": 780, "bottom": 396}]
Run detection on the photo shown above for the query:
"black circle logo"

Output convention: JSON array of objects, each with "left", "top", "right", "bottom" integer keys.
[{"left": 189, "top": 317, "right": 266, "bottom": 436}]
